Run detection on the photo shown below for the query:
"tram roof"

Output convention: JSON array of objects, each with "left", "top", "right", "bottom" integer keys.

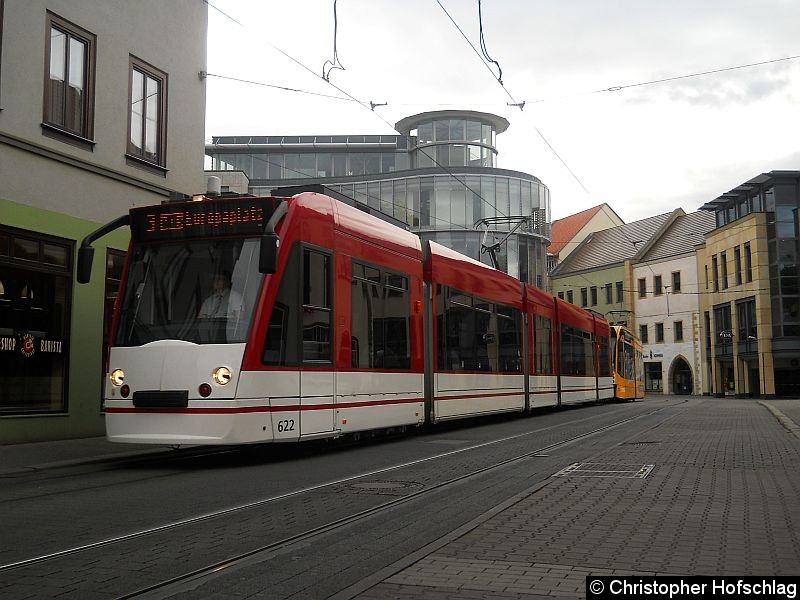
[
  {"left": 425, "top": 241, "right": 523, "bottom": 307},
  {"left": 291, "top": 192, "right": 423, "bottom": 261}
]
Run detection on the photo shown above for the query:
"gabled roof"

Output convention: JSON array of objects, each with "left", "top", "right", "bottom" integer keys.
[
  {"left": 547, "top": 205, "right": 604, "bottom": 255},
  {"left": 639, "top": 211, "right": 716, "bottom": 263},
  {"left": 552, "top": 210, "right": 678, "bottom": 275},
  {"left": 547, "top": 203, "right": 623, "bottom": 256}
]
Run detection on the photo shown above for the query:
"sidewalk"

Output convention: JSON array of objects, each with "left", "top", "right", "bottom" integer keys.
[
  {"left": 0, "top": 436, "right": 167, "bottom": 476},
  {"left": 353, "top": 398, "right": 800, "bottom": 599}
]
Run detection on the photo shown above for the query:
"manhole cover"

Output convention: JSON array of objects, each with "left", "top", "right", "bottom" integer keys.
[{"left": 554, "top": 462, "right": 654, "bottom": 479}]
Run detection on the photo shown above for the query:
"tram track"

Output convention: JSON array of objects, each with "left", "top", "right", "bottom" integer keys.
[
  {"left": 0, "top": 401, "right": 655, "bottom": 573},
  {"left": 0, "top": 399, "right": 686, "bottom": 599}
]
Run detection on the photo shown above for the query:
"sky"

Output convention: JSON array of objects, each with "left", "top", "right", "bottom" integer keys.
[{"left": 204, "top": 0, "right": 800, "bottom": 223}]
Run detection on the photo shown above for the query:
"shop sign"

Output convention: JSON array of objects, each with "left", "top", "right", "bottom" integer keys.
[{"left": 0, "top": 334, "right": 64, "bottom": 358}]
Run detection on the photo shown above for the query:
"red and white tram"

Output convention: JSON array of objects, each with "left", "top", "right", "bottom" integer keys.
[{"left": 78, "top": 191, "right": 614, "bottom": 445}]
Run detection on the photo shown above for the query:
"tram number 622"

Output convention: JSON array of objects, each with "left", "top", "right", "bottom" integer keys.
[{"left": 277, "top": 419, "right": 295, "bottom": 433}]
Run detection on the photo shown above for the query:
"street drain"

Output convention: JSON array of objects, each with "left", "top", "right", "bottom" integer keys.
[{"left": 554, "top": 462, "right": 655, "bottom": 479}]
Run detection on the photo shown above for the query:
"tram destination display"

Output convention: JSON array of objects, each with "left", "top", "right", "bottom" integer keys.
[{"left": 129, "top": 198, "right": 279, "bottom": 242}]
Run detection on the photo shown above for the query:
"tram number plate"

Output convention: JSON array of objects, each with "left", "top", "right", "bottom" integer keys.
[
  {"left": 277, "top": 419, "right": 295, "bottom": 432},
  {"left": 133, "top": 390, "right": 189, "bottom": 408}
]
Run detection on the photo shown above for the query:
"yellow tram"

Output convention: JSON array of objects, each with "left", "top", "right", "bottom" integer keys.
[{"left": 610, "top": 325, "right": 645, "bottom": 400}]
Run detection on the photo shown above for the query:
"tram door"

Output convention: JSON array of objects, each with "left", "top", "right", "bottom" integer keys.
[
  {"left": 300, "top": 371, "right": 335, "bottom": 436},
  {"left": 299, "top": 248, "right": 335, "bottom": 436}
]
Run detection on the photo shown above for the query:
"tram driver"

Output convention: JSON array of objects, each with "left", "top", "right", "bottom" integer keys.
[{"left": 198, "top": 271, "right": 243, "bottom": 320}]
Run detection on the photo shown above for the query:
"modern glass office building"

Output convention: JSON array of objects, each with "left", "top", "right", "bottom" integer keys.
[{"left": 206, "top": 110, "right": 552, "bottom": 286}]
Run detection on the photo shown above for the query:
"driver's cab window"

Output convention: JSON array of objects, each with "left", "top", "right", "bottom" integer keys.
[{"left": 263, "top": 244, "right": 332, "bottom": 365}]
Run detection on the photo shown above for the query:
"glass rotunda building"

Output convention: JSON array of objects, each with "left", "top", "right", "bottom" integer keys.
[{"left": 206, "top": 110, "right": 552, "bottom": 286}]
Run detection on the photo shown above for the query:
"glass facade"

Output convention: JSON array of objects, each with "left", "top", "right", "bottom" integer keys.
[
  {"left": 205, "top": 111, "right": 551, "bottom": 285},
  {"left": 409, "top": 116, "right": 497, "bottom": 169},
  {"left": 212, "top": 150, "right": 410, "bottom": 179},
  {"left": 706, "top": 173, "right": 799, "bottom": 341},
  {"left": 326, "top": 174, "right": 548, "bottom": 284}
]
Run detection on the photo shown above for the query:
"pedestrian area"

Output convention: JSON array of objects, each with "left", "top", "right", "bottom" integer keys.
[{"left": 353, "top": 399, "right": 800, "bottom": 599}]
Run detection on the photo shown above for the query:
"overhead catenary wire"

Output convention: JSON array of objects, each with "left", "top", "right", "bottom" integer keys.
[
  {"left": 205, "top": 1, "right": 796, "bottom": 208},
  {"left": 478, "top": 0, "right": 503, "bottom": 85},
  {"left": 435, "top": 0, "right": 515, "bottom": 105},
  {"left": 204, "top": 0, "right": 795, "bottom": 260},
  {"left": 434, "top": 0, "right": 590, "bottom": 195},
  {"left": 202, "top": 73, "right": 357, "bottom": 103},
  {"left": 526, "top": 53, "right": 800, "bottom": 106},
  {"left": 598, "top": 53, "right": 800, "bottom": 94},
  {"left": 206, "top": 50, "right": 800, "bottom": 110},
  {"left": 321, "top": 0, "right": 346, "bottom": 82},
  {"left": 204, "top": 0, "right": 513, "bottom": 225}
]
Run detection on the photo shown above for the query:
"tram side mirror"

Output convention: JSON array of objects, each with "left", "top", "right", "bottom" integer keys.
[
  {"left": 77, "top": 246, "right": 95, "bottom": 284},
  {"left": 259, "top": 233, "right": 280, "bottom": 274}
]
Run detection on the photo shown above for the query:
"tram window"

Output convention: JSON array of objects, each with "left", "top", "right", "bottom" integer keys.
[
  {"left": 559, "top": 325, "right": 595, "bottom": 377},
  {"left": 304, "top": 251, "right": 330, "bottom": 309},
  {"left": 438, "top": 287, "right": 520, "bottom": 373},
  {"left": 598, "top": 335, "right": 610, "bottom": 377},
  {"left": 534, "top": 315, "right": 553, "bottom": 374},
  {"left": 449, "top": 305, "right": 490, "bottom": 371},
  {"left": 302, "top": 249, "right": 331, "bottom": 363},
  {"left": 497, "top": 307, "right": 521, "bottom": 373},
  {"left": 264, "top": 246, "right": 300, "bottom": 365},
  {"left": 263, "top": 245, "right": 332, "bottom": 365},
  {"left": 450, "top": 292, "right": 472, "bottom": 307},
  {"left": 622, "top": 341, "right": 635, "bottom": 379},
  {"left": 351, "top": 261, "right": 410, "bottom": 369},
  {"left": 474, "top": 299, "right": 492, "bottom": 313},
  {"left": 609, "top": 333, "right": 617, "bottom": 371},
  {"left": 386, "top": 273, "right": 408, "bottom": 290}
]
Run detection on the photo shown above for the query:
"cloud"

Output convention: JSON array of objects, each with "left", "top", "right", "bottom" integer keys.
[{"left": 622, "top": 64, "right": 797, "bottom": 108}]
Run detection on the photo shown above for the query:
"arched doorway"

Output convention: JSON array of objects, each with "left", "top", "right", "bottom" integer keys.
[{"left": 671, "top": 358, "right": 693, "bottom": 395}]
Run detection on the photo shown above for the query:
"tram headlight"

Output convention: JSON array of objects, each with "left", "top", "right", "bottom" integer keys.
[
  {"left": 212, "top": 366, "right": 232, "bottom": 385},
  {"left": 110, "top": 369, "right": 125, "bottom": 387}
]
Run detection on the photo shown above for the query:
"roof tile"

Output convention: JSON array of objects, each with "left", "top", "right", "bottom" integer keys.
[{"left": 547, "top": 205, "right": 605, "bottom": 255}]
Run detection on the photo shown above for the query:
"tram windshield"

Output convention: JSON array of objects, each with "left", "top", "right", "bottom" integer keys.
[{"left": 115, "top": 238, "right": 262, "bottom": 346}]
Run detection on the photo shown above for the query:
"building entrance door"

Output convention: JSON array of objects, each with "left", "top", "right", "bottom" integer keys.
[
  {"left": 748, "top": 365, "right": 760, "bottom": 398},
  {"left": 672, "top": 358, "right": 693, "bottom": 395}
]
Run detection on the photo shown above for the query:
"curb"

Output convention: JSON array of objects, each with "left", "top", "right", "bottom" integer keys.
[{"left": 758, "top": 401, "right": 800, "bottom": 440}]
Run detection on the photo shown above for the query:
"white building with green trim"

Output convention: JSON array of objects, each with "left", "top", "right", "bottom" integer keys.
[{"left": 1, "top": 1, "right": 207, "bottom": 442}]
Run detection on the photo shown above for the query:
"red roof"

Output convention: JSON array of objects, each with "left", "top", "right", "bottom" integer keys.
[{"left": 547, "top": 204, "right": 605, "bottom": 256}]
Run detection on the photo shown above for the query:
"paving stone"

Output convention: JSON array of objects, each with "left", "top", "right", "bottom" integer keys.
[{"left": 355, "top": 399, "right": 800, "bottom": 599}]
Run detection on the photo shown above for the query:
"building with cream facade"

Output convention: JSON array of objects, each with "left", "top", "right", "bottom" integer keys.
[
  {"left": 697, "top": 171, "right": 800, "bottom": 398},
  {"left": 633, "top": 211, "right": 715, "bottom": 395}
]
